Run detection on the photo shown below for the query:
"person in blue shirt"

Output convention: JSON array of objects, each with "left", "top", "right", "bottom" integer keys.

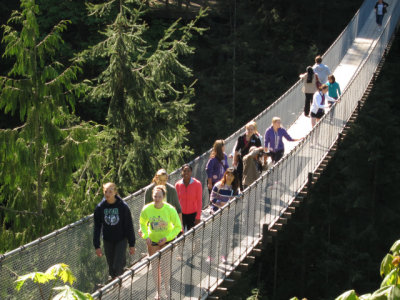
[
  {"left": 206, "top": 139, "right": 229, "bottom": 193},
  {"left": 326, "top": 74, "right": 341, "bottom": 107},
  {"left": 264, "top": 117, "right": 303, "bottom": 163}
]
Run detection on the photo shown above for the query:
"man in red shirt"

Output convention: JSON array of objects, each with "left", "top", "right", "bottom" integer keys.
[{"left": 175, "top": 164, "right": 203, "bottom": 231}]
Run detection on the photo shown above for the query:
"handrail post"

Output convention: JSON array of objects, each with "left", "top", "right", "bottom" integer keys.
[
  {"left": 307, "top": 172, "right": 313, "bottom": 192},
  {"left": 262, "top": 223, "right": 269, "bottom": 250}
]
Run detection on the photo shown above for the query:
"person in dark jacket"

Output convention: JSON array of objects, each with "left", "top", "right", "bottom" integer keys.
[
  {"left": 233, "top": 121, "right": 262, "bottom": 189},
  {"left": 93, "top": 182, "right": 136, "bottom": 279},
  {"left": 375, "top": 0, "right": 389, "bottom": 29}
]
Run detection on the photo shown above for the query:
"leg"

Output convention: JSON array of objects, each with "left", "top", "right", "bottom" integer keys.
[
  {"left": 304, "top": 93, "right": 312, "bottom": 116},
  {"left": 112, "top": 239, "right": 127, "bottom": 277},
  {"left": 311, "top": 117, "right": 317, "bottom": 128},
  {"left": 148, "top": 244, "right": 162, "bottom": 298},
  {"left": 274, "top": 150, "right": 284, "bottom": 162},
  {"left": 160, "top": 243, "right": 172, "bottom": 298},
  {"left": 237, "top": 159, "right": 243, "bottom": 190},
  {"left": 103, "top": 240, "right": 116, "bottom": 278},
  {"left": 184, "top": 212, "right": 196, "bottom": 231}
]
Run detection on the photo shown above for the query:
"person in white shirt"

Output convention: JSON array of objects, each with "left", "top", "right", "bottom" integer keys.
[
  {"left": 312, "top": 55, "right": 331, "bottom": 85},
  {"left": 375, "top": 0, "right": 389, "bottom": 29},
  {"left": 310, "top": 84, "right": 337, "bottom": 127}
]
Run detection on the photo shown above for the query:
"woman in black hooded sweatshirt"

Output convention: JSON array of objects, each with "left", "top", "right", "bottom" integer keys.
[{"left": 93, "top": 182, "right": 136, "bottom": 279}]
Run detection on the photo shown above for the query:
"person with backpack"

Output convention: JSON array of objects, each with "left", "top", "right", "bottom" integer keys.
[{"left": 300, "top": 66, "right": 319, "bottom": 117}]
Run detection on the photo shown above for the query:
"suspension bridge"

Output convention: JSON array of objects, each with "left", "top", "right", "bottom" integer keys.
[{"left": 1, "top": 0, "right": 399, "bottom": 299}]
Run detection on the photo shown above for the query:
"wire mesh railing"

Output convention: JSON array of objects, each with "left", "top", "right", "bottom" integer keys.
[
  {"left": 0, "top": 0, "right": 397, "bottom": 299},
  {"left": 91, "top": 2, "right": 400, "bottom": 298}
]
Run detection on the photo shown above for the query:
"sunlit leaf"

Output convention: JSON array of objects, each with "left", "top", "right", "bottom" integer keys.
[
  {"left": 335, "top": 290, "right": 359, "bottom": 300},
  {"left": 390, "top": 240, "right": 400, "bottom": 256},
  {"left": 380, "top": 254, "right": 394, "bottom": 277},
  {"left": 381, "top": 269, "right": 400, "bottom": 288},
  {"left": 15, "top": 271, "right": 54, "bottom": 291},
  {"left": 45, "top": 263, "right": 75, "bottom": 285},
  {"left": 53, "top": 285, "right": 94, "bottom": 300}
]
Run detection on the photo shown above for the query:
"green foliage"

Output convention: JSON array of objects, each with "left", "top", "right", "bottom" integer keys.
[
  {"left": 0, "top": 0, "right": 98, "bottom": 250},
  {"left": 77, "top": 0, "right": 206, "bottom": 193},
  {"left": 15, "top": 263, "right": 92, "bottom": 300}
]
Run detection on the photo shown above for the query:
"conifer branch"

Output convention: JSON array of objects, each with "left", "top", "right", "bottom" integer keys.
[{"left": 0, "top": 205, "right": 41, "bottom": 216}]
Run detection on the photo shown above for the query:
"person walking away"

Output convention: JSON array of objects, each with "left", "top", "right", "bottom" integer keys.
[
  {"left": 232, "top": 121, "right": 261, "bottom": 189},
  {"left": 312, "top": 55, "right": 331, "bottom": 86},
  {"left": 375, "top": 0, "right": 389, "bottom": 30},
  {"left": 175, "top": 164, "right": 203, "bottom": 231},
  {"left": 93, "top": 182, "right": 136, "bottom": 280},
  {"left": 140, "top": 185, "right": 182, "bottom": 300},
  {"left": 205, "top": 140, "right": 228, "bottom": 194},
  {"left": 242, "top": 146, "right": 269, "bottom": 189},
  {"left": 264, "top": 117, "right": 303, "bottom": 164},
  {"left": 300, "top": 66, "right": 319, "bottom": 117}
]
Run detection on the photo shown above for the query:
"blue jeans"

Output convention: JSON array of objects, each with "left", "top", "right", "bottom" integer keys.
[{"left": 376, "top": 14, "right": 384, "bottom": 26}]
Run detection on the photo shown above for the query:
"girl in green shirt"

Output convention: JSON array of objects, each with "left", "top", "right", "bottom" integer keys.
[{"left": 140, "top": 185, "right": 182, "bottom": 299}]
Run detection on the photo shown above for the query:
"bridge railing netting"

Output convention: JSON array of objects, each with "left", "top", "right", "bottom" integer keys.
[{"left": 1, "top": 0, "right": 398, "bottom": 298}]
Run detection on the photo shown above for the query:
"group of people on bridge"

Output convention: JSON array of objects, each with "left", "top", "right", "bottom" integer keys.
[{"left": 92, "top": 53, "right": 344, "bottom": 298}]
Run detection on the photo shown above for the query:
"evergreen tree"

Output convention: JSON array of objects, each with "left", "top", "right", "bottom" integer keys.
[
  {"left": 78, "top": 0, "right": 206, "bottom": 193},
  {"left": 0, "top": 0, "right": 97, "bottom": 250}
]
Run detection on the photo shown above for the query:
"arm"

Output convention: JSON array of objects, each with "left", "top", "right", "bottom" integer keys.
[
  {"left": 166, "top": 207, "right": 182, "bottom": 241},
  {"left": 205, "top": 158, "right": 215, "bottom": 190},
  {"left": 210, "top": 183, "right": 220, "bottom": 206},
  {"left": 195, "top": 181, "right": 203, "bottom": 222},
  {"left": 233, "top": 137, "right": 242, "bottom": 166},
  {"left": 93, "top": 206, "right": 102, "bottom": 250},
  {"left": 167, "top": 184, "right": 182, "bottom": 214},
  {"left": 281, "top": 129, "right": 294, "bottom": 142},
  {"left": 144, "top": 185, "right": 153, "bottom": 205},
  {"left": 139, "top": 209, "right": 150, "bottom": 240},
  {"left": 337, "top": 83, "right": 341, "bottom": 96}
]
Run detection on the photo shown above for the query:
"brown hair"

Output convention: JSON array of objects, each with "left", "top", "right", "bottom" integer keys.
[
  {"left": 328, "top": 74, "right": 336, "bottom": 83},
  {"left": 210, "top": 139, "right": 225, "bottom": 162},
  {"left": 152, "top": 185, "right": 166, "bottom": 198},
  {"left": 315, "top": 55, "right": 322, "bottom": 64},
  {"left": 220, "top": 167, "right": 240, "bottom": 193}
]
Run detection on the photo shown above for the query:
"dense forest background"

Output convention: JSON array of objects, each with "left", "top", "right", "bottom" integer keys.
[{"left": 228, "top": 34, "right": 400, "bottom": 299}]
